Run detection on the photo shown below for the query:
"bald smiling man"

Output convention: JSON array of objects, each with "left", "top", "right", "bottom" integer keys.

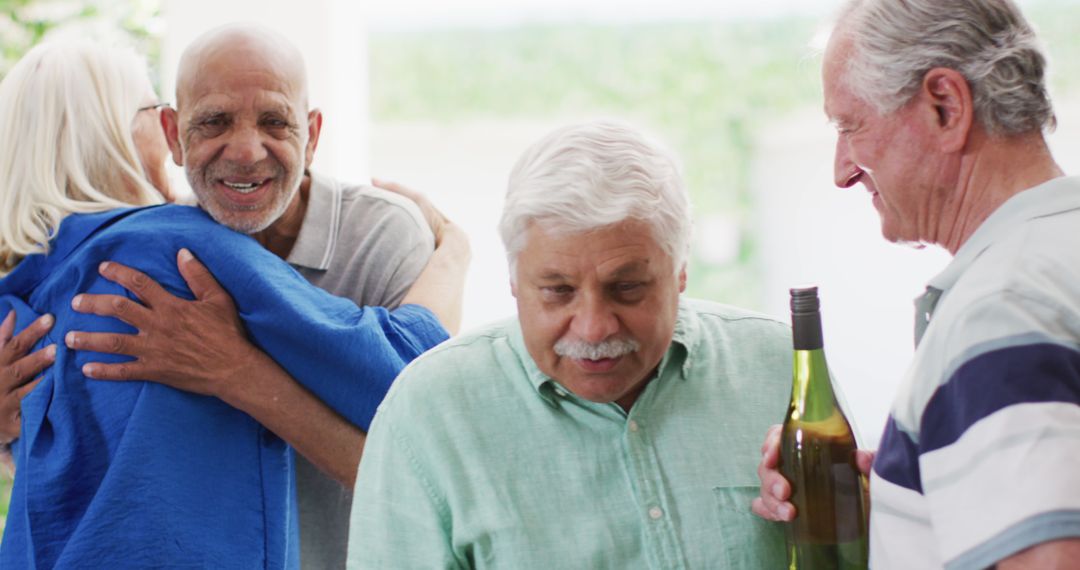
[
  {"left": 162, "top": 26, "right": 454, "bottom": 569},
  {"left": 0, "top": 24, "right": 469, "bottom": 569}
]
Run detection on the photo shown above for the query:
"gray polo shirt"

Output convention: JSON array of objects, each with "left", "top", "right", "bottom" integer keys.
[{"left": 287, "top": 170, "right": 434, "bottom": 570}]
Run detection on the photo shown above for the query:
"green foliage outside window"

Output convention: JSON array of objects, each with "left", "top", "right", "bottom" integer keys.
[
  {"left": 370, "top": 19, "right": 825, "bottom": 310},
  {"left": 0, "top": 0, "right": 161, "bottom": 83}
]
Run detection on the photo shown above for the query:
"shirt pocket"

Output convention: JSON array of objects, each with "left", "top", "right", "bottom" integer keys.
[{"left": 712, "top": 485, "right": 787, "bottom": 569}]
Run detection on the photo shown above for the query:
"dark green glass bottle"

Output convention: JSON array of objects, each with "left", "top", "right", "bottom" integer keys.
[{"left": 779, "top": 287, "right": 868, "bottom": 569}]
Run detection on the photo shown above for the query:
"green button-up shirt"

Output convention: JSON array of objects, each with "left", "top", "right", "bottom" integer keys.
[{"left": 348, "top": 298, "right": 791, "bottom": 569}]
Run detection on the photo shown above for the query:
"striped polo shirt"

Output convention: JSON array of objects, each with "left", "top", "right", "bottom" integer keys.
[{"left": 869, "top": 176, "right": 1080, "bottom": 570}]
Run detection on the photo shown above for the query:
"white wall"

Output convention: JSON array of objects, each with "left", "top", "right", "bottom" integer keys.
[{"left": 368, "top": 120, "right": 565, "bottom": 329}]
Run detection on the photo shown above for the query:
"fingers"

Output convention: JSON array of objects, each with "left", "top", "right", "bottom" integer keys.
[
  {"left": 0, "top": 311, "right": 14, "bottom": 345},
  {"left": 759, "top": 467, "right": 794, "bottom": 516},
  {"left": 1, "top": 314, "right": 54, "bottom": 364},
  {"left": 0, "top": 312, "right": 54, "bottom": 447},
  {"left": 0, "top": 343, "right": 55, "bottom": 389},
  {"left": 370, "top": 177, "right": 416, "bottom": 199},
  {"left": 0, "top": 450, "right": 13, "bottom": 477},
  {"left": 755, "top": 457, "right": 795, "bottom": 521},
  {"left": 751, "top": 497, "right": 774, "bottom": 520},
  {"left": 176, "top": 249, "right": 233, "bottom": 307},
  {"left": 80, "top": 361, "right": 141, "bottom": 382},
  {"left": 14, "top": 376, "right": 42, "bottom": 400},
  {"left": 856, "top": 450, "right": 874, "bottom": 516},
  {"left": 760, "top": 424, "right": 782, "bottom": 467},
  {"left": 65, "top": 331, "right": 152, "bottom": 381},
  {"left": 755, "top": 424, "right": 796, "bottom": 522},
  {"left": 71, "top": 293, "right": 150, "bottom": 328},
  {"left": 755, "top": 477, "right": 795, "bottom": 521},
  {"left": 371, "top": 177, "right": 449, "bottom": 240},
  {"left": 96, "top": 261, "right": 170, "bottom": 309},
  {"left": 65, "top": 331, "right": 142, "bottom": 360},
  {"left": 856, "top": 449, "right": 876, "bottom": 476}
]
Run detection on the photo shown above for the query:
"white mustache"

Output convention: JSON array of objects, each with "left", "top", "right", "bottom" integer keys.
[{"left": 554, "top": 337, "right": 640, "bottom": 360}]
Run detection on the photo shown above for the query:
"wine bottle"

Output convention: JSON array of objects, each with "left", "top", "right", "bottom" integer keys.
[{"left": 779, "top": 286, "right": 868, "bottom": 570}]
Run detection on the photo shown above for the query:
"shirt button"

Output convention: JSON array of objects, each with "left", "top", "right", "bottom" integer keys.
[
  {"left": 628, "top": 420, "right": 640, "bottom": 432},
  {"left": 648, "top": 507, "right": 664, "bottom": 520}
]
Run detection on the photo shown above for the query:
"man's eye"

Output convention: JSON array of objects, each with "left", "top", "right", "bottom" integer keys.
[
  {"left": 193, "top": 116, "right": 229, "bottom": 135},
  {"left": 261, "top": 114, "right": 296, "bottom": 129},
  {"left": 611, "top": 282, "right": 648, "bottom": 301},
  {"left": 542, "top": 285, "right": 573, "bottom": 297},
  {"left": 836, "top": 123, "right": 858, "bottom": 136}
]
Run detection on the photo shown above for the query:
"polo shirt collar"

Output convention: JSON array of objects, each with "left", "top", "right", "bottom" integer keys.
[
  {"left": 928, "top": 176, "right": 1080, "bottom": 293},
  {"left": 286, "top": 170, "right": 343, "bottom": 271},
  {"left": 509, "top": 297, "right": 699, "bottom": 406}
]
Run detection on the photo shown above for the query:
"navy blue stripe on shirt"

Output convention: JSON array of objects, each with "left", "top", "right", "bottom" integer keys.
[
  {"left": 921, "top": 342, "right": 1080, "bottom": 454},
  {"left": 874, "top": 416, "right": 923, "bottom": 493}
]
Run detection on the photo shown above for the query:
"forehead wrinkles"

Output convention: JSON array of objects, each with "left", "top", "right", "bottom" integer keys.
[
  {"left": 185, "top": 66, "right": 303, "bottom": 111},
  {"left": 187, "top": 82, "right": 299, "bottom": 119},
  {"left": 591, "top": 248, "right": 651, "bottom": 277},
  {"left": 525, "top": 220, "right": 664, "bottom": 277},
  {"left": 530, "top": 244, "right": 654, "bottom": 283}
]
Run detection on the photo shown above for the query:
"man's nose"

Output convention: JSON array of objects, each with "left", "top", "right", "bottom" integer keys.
[
  {"left": 569, "top": 295, "right": 620, "bottom": 344},
  {"left": 221, "top": 124, "right": 269, "bottom": 165},
  {"left": 833, "top": 136, "right": 862, "bottom": 188}
]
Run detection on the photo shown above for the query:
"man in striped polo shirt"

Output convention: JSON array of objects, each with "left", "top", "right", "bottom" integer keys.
[{"left": 753, "top": 1, "right": 1080, "bottom": 568}]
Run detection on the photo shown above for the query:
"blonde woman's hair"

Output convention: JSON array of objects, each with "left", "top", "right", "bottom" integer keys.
[{"left": 0, "top": 40, "right": 163, "bottom": 275}]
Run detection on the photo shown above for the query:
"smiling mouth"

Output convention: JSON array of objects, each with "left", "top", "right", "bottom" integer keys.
[{"left": 221, "top": 179, "right": 270, "bottom": 194}]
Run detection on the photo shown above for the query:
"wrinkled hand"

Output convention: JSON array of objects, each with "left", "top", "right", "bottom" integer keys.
[
  {"left": 750, "top": 424, "right": 875, "bottom": 522},
  {"left": 65, "top": 249, "right": 260, "bottom": 401},
  {"left": 0, "top": 311, "right": 55, "bottom": 443},
  {"left": 371, "top": 178, "right": 453, "bottom": 246}
]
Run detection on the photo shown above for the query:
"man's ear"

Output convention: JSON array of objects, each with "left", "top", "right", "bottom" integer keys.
[
  {"left": 678, "top": 265, "right": 687, "bottom": 293},
  {"left": 305, "top": 109, "right": 323, "bottom": 168},
  {"left": 921, "top": 67, "right": 975, "bottom": 153},
  {"left": 161, "top": 107, "right": 184, "bottom": 166}
]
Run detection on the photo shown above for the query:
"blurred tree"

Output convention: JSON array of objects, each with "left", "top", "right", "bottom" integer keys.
[{"left": 0, "top": 0, "right": 162, "bottom": 83}]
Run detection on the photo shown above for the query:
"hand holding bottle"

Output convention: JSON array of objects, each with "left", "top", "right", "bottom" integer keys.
[
  {"left": 774, "top": 287, "right": 869, "bottom": 569},
  {"left": 752, "top": 424, "right": 875, "bottom": 522}
]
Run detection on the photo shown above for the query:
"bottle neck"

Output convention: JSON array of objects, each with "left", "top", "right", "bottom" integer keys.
[
  {"left": 792, "top": 310, "right": 823, "bottom": 351},
  {"left": 789, "top": 311, "right": 837, "bottom": 423}
]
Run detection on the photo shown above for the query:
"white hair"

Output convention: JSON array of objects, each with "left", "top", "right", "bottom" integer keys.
[
  {"left": 0, "top": 40, "right": 162, "bottom": 275},
  {"left": 838, "top": 0, "right": 1055, "bottom": 136},
  {"left": 500, "top": 121, "right": 692, "bottom": 279}
]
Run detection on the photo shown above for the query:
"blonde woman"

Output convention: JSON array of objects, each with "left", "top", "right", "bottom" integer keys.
[
  {"left": 0, "top": 40, "right": 466, "bottom": 568},
  {"left": 0, "top": 40, "right": 169, "bottom": 449}
]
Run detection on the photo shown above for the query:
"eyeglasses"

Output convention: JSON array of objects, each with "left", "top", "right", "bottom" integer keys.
[{"left": 137, "top": 102, "right": 170, "bottom": 112}]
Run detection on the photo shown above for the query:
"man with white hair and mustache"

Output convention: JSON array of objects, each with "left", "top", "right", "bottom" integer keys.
[{"left": 346, "top": 121, "right": 792, "bottom": 569}]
